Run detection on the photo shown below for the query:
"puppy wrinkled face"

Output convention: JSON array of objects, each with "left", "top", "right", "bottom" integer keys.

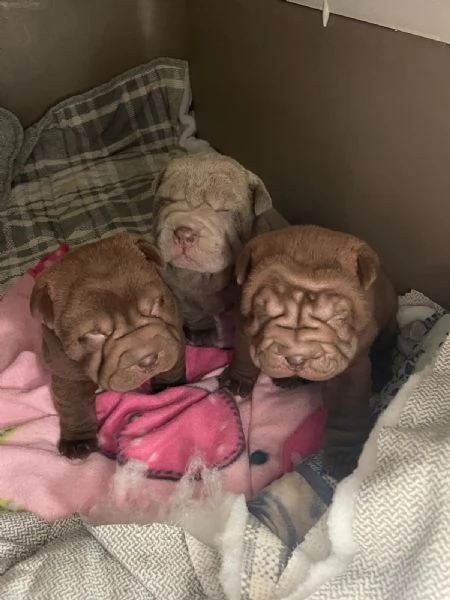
[
  {"left": 153, "top": 154, "right": 271, "bottom": 274},
  {"left": 61, "top": 283, "right": 181, "bottom": 392},
  {"left": 33, "top": 235, "right": 184, "bottom": 392},
  {"left": 243, "top": 274, "right": 360, "bottom": 382}
]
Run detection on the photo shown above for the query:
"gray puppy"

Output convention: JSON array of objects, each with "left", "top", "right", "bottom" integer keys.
[{"left": 152, "top": 152, "right": 273, "bottom": 346}]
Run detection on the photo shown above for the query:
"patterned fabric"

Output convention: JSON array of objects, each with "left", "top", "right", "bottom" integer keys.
[
  {"left": 240, "top": 515, "right": 291, "bottom": 600},
  {"left": 371, "top": 311, "right": 444, "bottom": 417},
  {"left": 0, "top": 58, "right": 208, "bottom": 295}
]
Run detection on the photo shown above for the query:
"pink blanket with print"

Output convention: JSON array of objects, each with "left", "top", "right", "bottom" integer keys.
[{"left": 0, "top": 246, "right": 326, "bottom": 521}]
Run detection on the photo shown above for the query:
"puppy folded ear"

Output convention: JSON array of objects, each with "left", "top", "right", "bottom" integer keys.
[
  {"left": 30, "top": 278, "right": 55, "bottom": 329},
  {"left": 235, "top": 246, "right": 254, "bottom": 286},
  {"left": 247, "top": 171, "right": 273, "bottom": 217},
  {"left": 355, "top": 244, "right": 380, "bottom": 290},
  {"left": 135, "top": 238, "right": 165, "bottom": 268}
]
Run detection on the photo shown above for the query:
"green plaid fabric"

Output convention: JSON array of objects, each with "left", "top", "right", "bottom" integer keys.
[{"left": 0, "top": 58, "right": 205, "bottom": 294}]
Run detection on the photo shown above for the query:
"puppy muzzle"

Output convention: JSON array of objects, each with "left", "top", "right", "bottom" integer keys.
[
  {"left": 249, "top": 328, "right": 355, "bottom": 381},
  {"left": 98, "top": 322, "right": 181, "bottom": 392},
  {"left": 159, "top": 215, "right": 239, "bottom": 273}
]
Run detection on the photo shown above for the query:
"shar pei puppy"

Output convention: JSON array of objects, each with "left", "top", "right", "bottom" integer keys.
[
  {"left": 219, "top": 225, "right": 398, "bottom": 480},
  {"left": 30, "top": 233, "right": 185, "bottom": 460},
  {"left": 152, "top": 152, "right": 273, "bottom": 346}
]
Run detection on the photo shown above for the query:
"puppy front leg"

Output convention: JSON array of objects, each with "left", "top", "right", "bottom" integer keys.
[
  {"left": 322, "top": 355, "right": 373, "bottom": 481},
  {"left": 51, "top": 375, "right": 98, "bottom": 460},
  {"left": 218, "top": 314, "right": 259, "bottom": 398}
]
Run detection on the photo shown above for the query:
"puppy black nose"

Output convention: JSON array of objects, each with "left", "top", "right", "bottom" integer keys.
[
  {"left": 174, "top": 227, "right": 196, "bottom": 244},
  {"left": 137, "top": 354, "right": 158, "bottom": 370},
  {"left": 285, "top": 355, "right": 305, "bottom": 370}
]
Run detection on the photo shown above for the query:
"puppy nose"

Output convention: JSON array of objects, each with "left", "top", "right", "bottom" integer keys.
[
  {"left": 137, "top": 354, "right": 158, "bottom": 370},
  {"left": 174, "top": 227, "right": 196, "bottom": 244},
  {"left": 285, "top": 355, "right": 305, "bottom": 370}
]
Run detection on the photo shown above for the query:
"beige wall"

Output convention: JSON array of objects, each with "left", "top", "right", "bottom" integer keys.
[
  {"left": 0, "top": 0, "right": 187, "bottom": 126},
  {"left": 188, "top": 0, "right": 450, "bottom": 307}
]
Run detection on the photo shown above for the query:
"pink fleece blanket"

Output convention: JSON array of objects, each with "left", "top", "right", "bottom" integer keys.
[{"left": 0, "top": 246, "right": 325, "bottom": 521}]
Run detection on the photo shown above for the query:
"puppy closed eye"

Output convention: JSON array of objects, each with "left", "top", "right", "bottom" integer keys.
[{"left": 217, "top": 207, "right": 241, "bottom": 224}]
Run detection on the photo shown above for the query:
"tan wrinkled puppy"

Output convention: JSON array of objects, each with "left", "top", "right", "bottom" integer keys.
[
  {"left": 152, "top": 152, "right": 272, "bottom": 345},
  {"left": 30, "top": 233, "right": 185, "bottom": 460},
  {"left": 220, "top": 225, "right": 398, "bottom": 480}
]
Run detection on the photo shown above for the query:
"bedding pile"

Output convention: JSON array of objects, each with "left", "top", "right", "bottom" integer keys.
[{"left": 1, "top": 58, "right": 449, "bottom": 599}]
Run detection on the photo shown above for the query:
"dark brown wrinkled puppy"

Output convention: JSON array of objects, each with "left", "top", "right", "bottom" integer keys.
[
  {"left": 219, "top": 225, "right": 398, "bottom": 480},
  {"left": 152, "top": 152, "right": 272, "bottom": 346},
  {"left": 30, "top": 233, "right": 185, "bottom": 460}
]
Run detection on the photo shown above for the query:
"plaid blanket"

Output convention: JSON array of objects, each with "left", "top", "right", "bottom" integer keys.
[{"left": 0, "top": 58, "right": 210, "bottom": 295}]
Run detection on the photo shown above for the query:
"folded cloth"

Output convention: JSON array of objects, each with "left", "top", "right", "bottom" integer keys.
[{"left": 0, "top": 246, "right": 325, "bottom": 522}]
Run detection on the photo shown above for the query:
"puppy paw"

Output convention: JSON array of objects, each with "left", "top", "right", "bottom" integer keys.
[
  {"left": 322, "top": 448, "right": 359, "bottom": 481},
  {"left": 218, "top": 370, "right": 255, "bottom": 398},
  {"left": 58, "top": 437, "right": 98, "bottom": 460}
]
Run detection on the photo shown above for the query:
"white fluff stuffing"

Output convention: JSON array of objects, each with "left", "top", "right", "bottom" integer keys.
[
  {"left": 165, "top": 458, "right": 241, "bottom": 549},
  {"left": 88, "top": 456, "right": 242, "bottom": 551},
  {"left": 111, "top": 458, "right": 149, "bottom": 499}
]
